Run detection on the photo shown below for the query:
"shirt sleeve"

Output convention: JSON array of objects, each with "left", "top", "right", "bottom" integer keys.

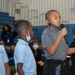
[
  {"left": 41, "top": 30, "right": 53, "bottom": 49},
  {"left": 15, "top": 46, "right": 26, "bottom": 64},
  {"left": 2, "top": 46, "right": 9, "bottom": 63}
]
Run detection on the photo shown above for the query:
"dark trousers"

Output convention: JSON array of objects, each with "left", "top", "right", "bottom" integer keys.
[
  {"left": 71, "top": 63, "right": 75, "bottom": 75},
  {"left": 42, "top": 59, "right": 62, "bottom": 75},
  {"left": 43, "top": 59, "right": 70, "bottom": 75}
]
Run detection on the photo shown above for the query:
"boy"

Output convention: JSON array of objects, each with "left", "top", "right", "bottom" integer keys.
[
  {"left": 41, "top": 10, "right": 75, "bottom": 75},
  {"left": 0, "top": 40, "right": 11, "bottom": 75},
  {"left": 14, "top": 20, "right": 36, "bottom": 75}
]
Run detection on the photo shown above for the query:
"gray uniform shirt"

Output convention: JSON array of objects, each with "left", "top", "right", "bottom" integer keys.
[{"left": 41, "top": 27, "right": 68, "bottom": 61}]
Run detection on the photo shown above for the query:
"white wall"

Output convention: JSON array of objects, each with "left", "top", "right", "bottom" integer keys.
[
  {"left": 28, "top": 0, "right": 75, "bottom": 25},
  {"left": 0, "top": 0, "right": 9, "bottom": 12},
  {"left": 1, "top": 0, "right": 75, "bottom": 26}
]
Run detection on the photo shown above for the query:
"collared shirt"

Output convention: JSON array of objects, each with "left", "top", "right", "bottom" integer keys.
[
  {"left": 41, "top": 26, "right": 68, "bottom": 61},
  {"left": 0, "top": 45, "right": 9, "bottom": 75},
  {"left": 14, "top": 39, "right": 37, "bottom": 75}
]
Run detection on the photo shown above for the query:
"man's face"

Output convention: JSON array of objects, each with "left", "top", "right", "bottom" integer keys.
[{"left": 47, "top": 12, "right": 61, "bottom": 27}]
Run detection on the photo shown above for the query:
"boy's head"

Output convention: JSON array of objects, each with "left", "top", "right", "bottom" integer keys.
[
  {"left": 72, "top": 27, "right": 75, "bottom": 38},
  {"left": 14, "top": 20, "right": 33, "bottom": 41},
  {"left": 45, "top": 10, "right": 61, "bottom": 27}
]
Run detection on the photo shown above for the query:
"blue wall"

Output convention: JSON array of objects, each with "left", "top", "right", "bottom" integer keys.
[
  {"left": 0, "top": 12, "right": 14, "bottom": 28},
  {"left": 0, "top": 12, "right": 75, "bottom": 45},
  {"left": 33, "top": 24, "right": 75, "bottom": 46},
  {"left": 65, "top": 24, "right": 75, "bottom": 45}
]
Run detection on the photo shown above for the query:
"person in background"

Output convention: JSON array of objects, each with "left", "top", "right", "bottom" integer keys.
[
  {"left": 30, "top": 39, "right": 44, "bottom": 75},
  {"left": 69, "top": 26, "right": 75, "bottom": 75},
  {"left": 1, "top": 24, "right": 17, "bottom": 58},
  {"left": 0, "top": 40, "right": 11, "bottom": 75},
  {"left": 41, "top": 10, "right": 75, "bottom": 75},
  {"left": 14, "top": 20, "right": 36, "bottom": 75}
]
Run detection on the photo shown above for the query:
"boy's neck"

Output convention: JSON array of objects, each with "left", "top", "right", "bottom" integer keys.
[{"left": 20, "top": 36, "right": 27, "bottom": 42}]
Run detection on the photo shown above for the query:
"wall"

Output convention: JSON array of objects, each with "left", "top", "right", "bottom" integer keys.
[
  {"left": 0, "top": 0, "right": 75, "bottom": 45},
  {"left": 8, "top": 0, "right": 75, "bottom": 26},
  {"left": 1, "top": 0, "right": 75, "bottom": 26},
  {"left": 0, "top": 0, "right": 9, "bottom": 12}
]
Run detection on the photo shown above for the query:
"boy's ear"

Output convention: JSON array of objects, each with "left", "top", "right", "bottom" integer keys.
[
  {"left": 46, "top": 20, "right": 51, "bottom": 25},
  {"left": 46, "top": 19, "right": 51, "bottom": 25},
  {"left": 25, "top": 30, "right": 29, "bottom": 36},
  {"left": 46, "top": 19, "right": 49, "bottom": 24},
  {"left": 22, "top": 29, "right": 27, "bottom": 35}
]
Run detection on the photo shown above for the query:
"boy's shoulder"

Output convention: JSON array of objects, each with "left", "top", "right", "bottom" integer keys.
[{"left": 42, "top": 28, "right": 52, "bottom": 36}]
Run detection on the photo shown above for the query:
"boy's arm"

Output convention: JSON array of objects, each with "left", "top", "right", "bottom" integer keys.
[
  {"left": 46, "top": 28, "right": 67, "bottom": 55},
  {"left": 67, "top": 48, "right": 75, "bottom": 55},
  {"left": 17, "top": 63, "right": 24, "bottom": 75},
  {"left": 4, "top": 62, "right": 11, "bottom": 75}
]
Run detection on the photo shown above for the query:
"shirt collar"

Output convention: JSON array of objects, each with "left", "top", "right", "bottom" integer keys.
[
  {"left": 18, "top": 39, "right": 28, "bottom": 45},
  {"left": 49, "top": 24, "right": 61, "bottom": 32}
]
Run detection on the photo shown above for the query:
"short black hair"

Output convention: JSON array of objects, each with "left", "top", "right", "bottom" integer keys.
[
  {"left": 72, "top": 26, "right": 75, "bottom": 35},
  {"left": 13, "top": 20, "right": 32, "bottom": 35},
  {"left": 45, "top": 10, "right": 59, "bottom": 20}
]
